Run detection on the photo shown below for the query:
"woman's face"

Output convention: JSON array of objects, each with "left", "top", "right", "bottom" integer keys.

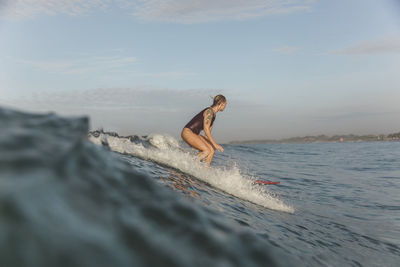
[{"left": 219, "top": 102, "right": 227, "bottom": 111}]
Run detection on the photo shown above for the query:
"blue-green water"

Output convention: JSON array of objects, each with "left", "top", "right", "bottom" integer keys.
[
  {"left": 1, "top": 107, "right": 399, "bottom": 266},
  {"left": 117, "top": 139, "right": 400, "bottom": 266}
]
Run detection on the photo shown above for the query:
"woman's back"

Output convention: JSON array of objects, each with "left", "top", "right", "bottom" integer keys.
[{"left": 184, "top": 108, "right": 215, "bottom": 134}]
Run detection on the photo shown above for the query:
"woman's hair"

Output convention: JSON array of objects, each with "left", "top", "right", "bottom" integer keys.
[{"left": 212, "top": 94, "right": 226, "bottom": 107}]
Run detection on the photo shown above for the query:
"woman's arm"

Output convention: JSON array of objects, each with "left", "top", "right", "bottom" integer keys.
[{"left": 203, "top": 109, "right": 223, "bottom": 152}]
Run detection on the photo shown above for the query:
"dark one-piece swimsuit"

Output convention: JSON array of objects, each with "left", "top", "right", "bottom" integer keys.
[{"left": 184, "top": 107, "right": 216, "bottom": 135}]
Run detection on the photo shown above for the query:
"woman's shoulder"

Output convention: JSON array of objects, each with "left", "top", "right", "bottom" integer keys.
[
  {"left": 203, "top": 107, "right": 216, "bottom": 118},
  {"left": 203, "top": 107, "right": 214, "bottom": 115}
]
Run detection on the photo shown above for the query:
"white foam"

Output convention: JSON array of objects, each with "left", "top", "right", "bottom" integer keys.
[
  {"left": 89, "top": 133, "right": 294, "bottom": 213},
  {"left": 147, "top": 133, "right": 181, "bottom": 150}
]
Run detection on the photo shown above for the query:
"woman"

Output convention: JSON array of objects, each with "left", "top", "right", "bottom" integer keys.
[{"left": 181, "top": 94, "right": 226, "bottom": 166}]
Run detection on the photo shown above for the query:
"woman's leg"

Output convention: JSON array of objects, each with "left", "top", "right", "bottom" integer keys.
[
  {"left": 181, "top": 128, "right": 212, "bottom": 162},
  {"left": 199, "top": 135, "right": 215, "bottom": 165}
]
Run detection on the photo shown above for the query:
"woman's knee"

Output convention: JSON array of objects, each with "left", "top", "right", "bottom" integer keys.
[
  {"left": 202, "top": 142, "right": 214, "bottom": 153},
  {"left": 203, "top": 146, "right": 212, "bottom": 155},
  {"left": 181, "top": 128, "right": 189, "bottom": 140}
]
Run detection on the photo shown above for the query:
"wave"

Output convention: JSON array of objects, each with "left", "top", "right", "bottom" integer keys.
[
  {"left": 88, "top": 130, "right": 294, "bottom": 213},
  {"left": 0, "top": 107, "right": 289, "bottom": 267}
]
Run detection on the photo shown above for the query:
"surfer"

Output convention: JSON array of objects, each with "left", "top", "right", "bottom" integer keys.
[{"left": 181, "top": 94, "right": 226, "bottom": 166}]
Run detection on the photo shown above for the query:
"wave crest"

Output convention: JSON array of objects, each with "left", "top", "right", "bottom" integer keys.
[{"left": 89, "top": 130, "right": 294, "bottom": 213}]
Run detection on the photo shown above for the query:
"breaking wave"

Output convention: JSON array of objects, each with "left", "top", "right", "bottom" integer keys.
[{"left": 88, "top": 130, "right": 294, "bottom": 213}]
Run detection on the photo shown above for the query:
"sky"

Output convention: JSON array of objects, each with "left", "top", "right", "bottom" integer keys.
[{"left": 0, "top": 0, "right": 399, "bottom": 142}]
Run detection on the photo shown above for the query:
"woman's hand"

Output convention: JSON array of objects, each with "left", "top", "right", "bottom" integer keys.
[{"left": 215, "top": 144, "right": 224, "bottom": 152}]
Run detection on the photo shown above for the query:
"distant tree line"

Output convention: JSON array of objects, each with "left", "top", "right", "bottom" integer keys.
[{"left": 229, "top": 132, "right": 400, "bottom": 144}]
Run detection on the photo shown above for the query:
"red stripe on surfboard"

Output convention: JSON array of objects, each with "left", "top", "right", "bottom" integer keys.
[{"left": 254, "top": 180, "right": 280, "bottom": 185}]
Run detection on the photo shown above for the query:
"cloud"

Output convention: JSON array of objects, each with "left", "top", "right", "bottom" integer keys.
[
  {"left": 4, "top": 86, "right": 400, "bottom": 141},
  {"left": 129, "top": 71, "right": 197, "bottom": 79},
  {"left": 133, "top": 0, "right": 314, "bottom": 23},
  {"left": 1, "top": 0, "right": 314, "bottom": 22},
  {"left": 312, "top": 111, "right": 399, "bottom": 121},
  {"left": 2, "top": 87, "right": 224, "bottom": 135},
  {"left": 17, "top": 55, "right": 194, "bottom": 79},
  {"left": 18, "top": 55, "right": 137, "bottom": 75},
  {"left": 0, "top": 0, "right": 112, "bottom": 19},
  {"left": 275, "top": 45, "right": 299, "bottom": 54},
  {"left": 4, "top": 87, "right": 221, "bottom": 111},
  {"left": 333, "top": 36, "right": 400, "bottom": 55}
]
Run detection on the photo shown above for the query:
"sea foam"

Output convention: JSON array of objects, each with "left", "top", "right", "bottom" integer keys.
[{"left": 89, "top": 132, "right": 294, "bottom": 213}]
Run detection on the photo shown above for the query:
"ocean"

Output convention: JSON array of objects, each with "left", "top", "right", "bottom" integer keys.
[{"left": 1, "top": 106, "right": 399, "bottom": 267}]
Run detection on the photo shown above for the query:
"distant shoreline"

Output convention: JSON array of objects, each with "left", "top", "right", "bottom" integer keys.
[{"left": 229, "top": 132, "right": 400, "bottom": 145}]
